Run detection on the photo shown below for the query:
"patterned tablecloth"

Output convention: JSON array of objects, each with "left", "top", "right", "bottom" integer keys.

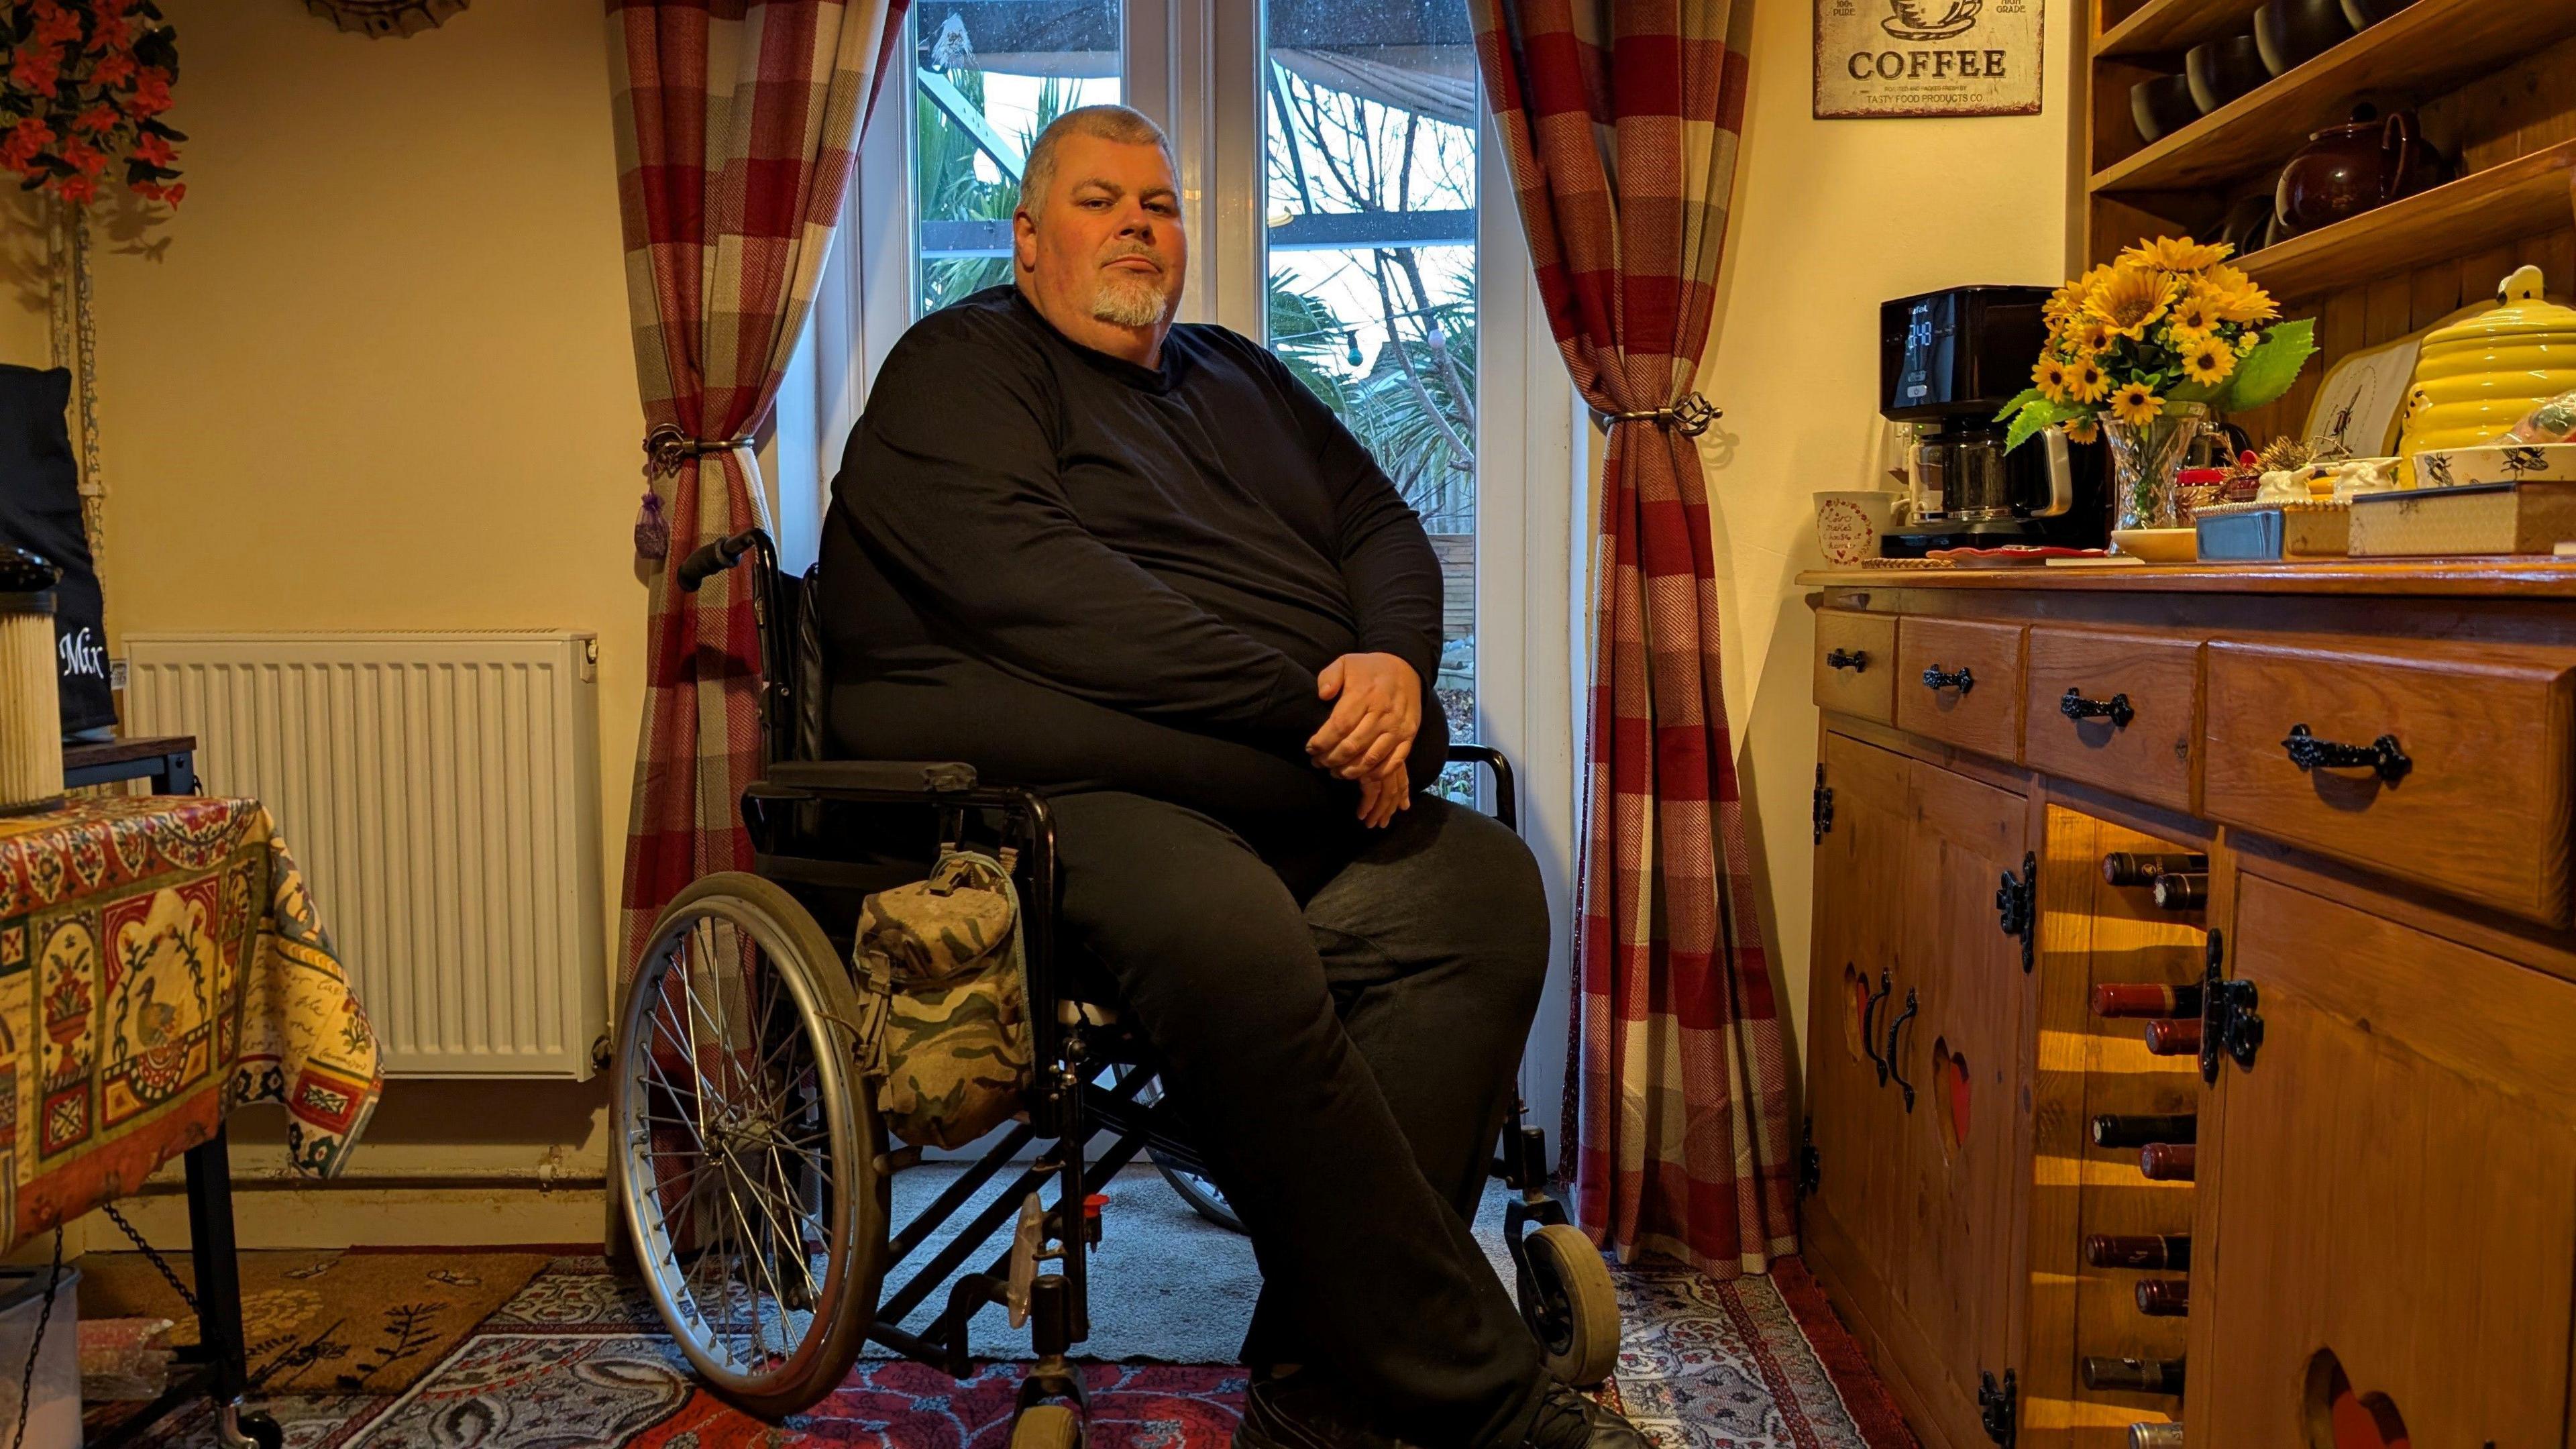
[{"left": 0, "top": 794, "right": 383, "bottom": 1249}]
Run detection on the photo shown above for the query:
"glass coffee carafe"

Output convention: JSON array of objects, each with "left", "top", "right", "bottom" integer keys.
[{"left": 1912, "top": 427, "right": 2016, "bottom": 522}]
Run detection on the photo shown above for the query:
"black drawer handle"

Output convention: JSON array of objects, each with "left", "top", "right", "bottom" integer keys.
[
  {"left": 1827, "top": 648, "right": 1870, "bottom": 673},
  {"left": 1921, "top": 665, "right": 1975, "bottom": 695},
  {"left": 1884, "top": 987, "right": 1920, "bottom": 1112},
  {"left": 2281, "top": 724, "right": 2410, "bottom": 783},
  {"left": 2059, "top": 688, "right": 2135, "bottom": 729}
]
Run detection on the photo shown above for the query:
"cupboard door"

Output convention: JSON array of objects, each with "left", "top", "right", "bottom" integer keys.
[
  {"left": 1891, "top": 760, "right": 2035, "bottom": 1449},
  {"left": 1803, "top": 732, "right": 1917, "bottom": 1326},
  {"left": 2192, "top": 873, "right": 2576, "bottom": 1446}
]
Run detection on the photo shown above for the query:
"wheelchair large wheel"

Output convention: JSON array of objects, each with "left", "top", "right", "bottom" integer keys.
[
  {"left": 612, "top": 872, "right": 887, "bottom": 1417},
  {"left": 1520, "top": 1223, "right": 1619, "bottom": 1389},
  {"left": 1106, "top": 1064, "right": 1244, "bottom": 1234}
]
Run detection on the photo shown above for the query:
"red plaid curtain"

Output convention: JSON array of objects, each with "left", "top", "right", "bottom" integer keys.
[
  {"left": 606, "top": 0, "right": 909, "bottom": 973},
  {"left": 1470, "top": 0, "right": 1793, "bottom": 1277}
]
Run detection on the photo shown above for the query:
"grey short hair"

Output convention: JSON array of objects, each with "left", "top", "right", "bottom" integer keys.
[{"left": 1018, "top": 105, "right": 1176, "bottom": 213}]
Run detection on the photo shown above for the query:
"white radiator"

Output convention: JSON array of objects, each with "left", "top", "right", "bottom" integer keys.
[{"left": 123, "top": 633, "right": 606, "bottom": 1079}]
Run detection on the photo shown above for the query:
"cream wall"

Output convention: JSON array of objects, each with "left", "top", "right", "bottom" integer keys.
[
  {"left": 1694, "top": 1, "right": 2081, "bottom": 1065},
  {"left": 0, "top": 1, "right": 645, "bottom": 1242}
]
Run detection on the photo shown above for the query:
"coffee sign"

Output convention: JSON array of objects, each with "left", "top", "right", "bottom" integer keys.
[{"left": 1815, "top": 0, "right": 2043, "bottom": 119}]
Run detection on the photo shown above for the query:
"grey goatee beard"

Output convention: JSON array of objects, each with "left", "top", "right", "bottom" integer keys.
[{"left": 1090, "top": 271, "right": 1170, "bottom": 328}]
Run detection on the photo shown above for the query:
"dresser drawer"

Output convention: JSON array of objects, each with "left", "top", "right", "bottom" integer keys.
[
  {"left": 1895, "top": 616, "right": 2027, "bottom": 762},
  {"left": 2022, "top": 626, "right": 2202, "bottom": 813},
  {"left": 2204, "top": 637, "right": 2576, "bottom": 924},
  {"left": 1813, "top": 610, "right": 1898, "bottom": 723}
]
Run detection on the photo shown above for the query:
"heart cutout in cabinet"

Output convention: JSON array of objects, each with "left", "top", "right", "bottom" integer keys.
[
  {"left": 2304, "top": 1349, "right": 2410, "bottom": 1449},
  {"left": 1932, "top": 1037, "right": 1971, "bottom": 1150}
]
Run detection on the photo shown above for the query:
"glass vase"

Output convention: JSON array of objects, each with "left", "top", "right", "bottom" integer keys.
[{"left": 2102, "top": 402, "right": 2213, "bottom": 535}]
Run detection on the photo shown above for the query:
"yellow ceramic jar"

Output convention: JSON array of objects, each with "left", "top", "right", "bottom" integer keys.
[{"left": 2396, "top": 264, "right": 2576, "bottom": 484}]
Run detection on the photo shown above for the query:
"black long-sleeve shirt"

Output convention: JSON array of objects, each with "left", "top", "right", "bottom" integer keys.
[{"left": 817, "top": 285, "right": 1448, "bottom": 853}]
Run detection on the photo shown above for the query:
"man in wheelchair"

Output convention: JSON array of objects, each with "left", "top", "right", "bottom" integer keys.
[{"left": 814, "top": 105, "right": 1644, "bottom": 1449}]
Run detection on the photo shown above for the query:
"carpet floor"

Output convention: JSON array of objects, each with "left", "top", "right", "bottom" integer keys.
[{"left": 85, "top": 1166, "right": 1916, "bottom": 1448}]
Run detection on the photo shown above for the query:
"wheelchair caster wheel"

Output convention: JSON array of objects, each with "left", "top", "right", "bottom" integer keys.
[
  {"left": 1012, "top": 1402, "right": 1083, "bottom": 1448},
  {"left": 225, "top": 1405, "right": 286, "bottom": 1449},
  {"left": 1520, "top": 1222, "right": 1619, "bottom": 1388}
]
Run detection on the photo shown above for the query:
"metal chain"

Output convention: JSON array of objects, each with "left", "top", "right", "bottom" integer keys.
[
  {"left": 8, "top": 1229, "right": 63, "bottom": 1449},
  {"left": 102, "top": 1204, "right": 199, "bottom": 1314}
]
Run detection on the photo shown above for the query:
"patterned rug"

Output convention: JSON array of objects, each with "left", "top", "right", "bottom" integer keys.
[{"left": 93, "top": 1254, "right": 1913, "bottom": 1448}]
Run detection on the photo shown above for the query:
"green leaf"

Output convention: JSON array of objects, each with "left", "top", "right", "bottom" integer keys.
[
  {"left": 2004, "top": 398, "right": 2089, "bottom": 452},
  {"left": 1992, "top": 386, "right": 2047, "bottom": 423},
  {"left": 2218, "top": 317, "right": 2318, "bottom": 413}
]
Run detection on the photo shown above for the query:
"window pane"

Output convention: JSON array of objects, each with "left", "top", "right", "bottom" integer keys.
[
  {"left": 913, "top": 1, "right": 1124, "bottom": 318},
  {"left": 1262, "top": 0, "right": 1479, "bottom": 796}
]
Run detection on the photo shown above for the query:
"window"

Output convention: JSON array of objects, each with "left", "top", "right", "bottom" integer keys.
[{"left": 1260, "top": 1, "right": 1480, "bottom": 794}]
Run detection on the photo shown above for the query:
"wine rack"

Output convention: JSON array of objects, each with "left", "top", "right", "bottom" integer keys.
[{"left": 2028, "top": 808, "right": 2206, "bottom": 1445}]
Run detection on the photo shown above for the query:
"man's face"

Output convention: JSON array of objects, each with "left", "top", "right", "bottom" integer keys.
[{"left": 1014, "top": 133, "right": 1187, "bottom": 337}]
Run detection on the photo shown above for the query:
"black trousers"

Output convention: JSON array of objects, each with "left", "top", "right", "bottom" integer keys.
[{"left": 1050, "top": 789, "right": 1554, "bottom": 1449}]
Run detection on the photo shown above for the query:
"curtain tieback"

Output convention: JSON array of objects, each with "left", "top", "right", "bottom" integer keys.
[
  {"left": 641, "top": 423, "right": 755, "bottom": 480},
  {"left": 1595, "top": 392, "right": 1720, "bottom": 437}
]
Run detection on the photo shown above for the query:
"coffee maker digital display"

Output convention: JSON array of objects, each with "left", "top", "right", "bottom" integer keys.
[{"left": 1878, "top": 284, "right": 2108, "bottom": 555}]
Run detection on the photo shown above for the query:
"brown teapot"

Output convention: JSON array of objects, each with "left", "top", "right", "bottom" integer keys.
[{"left": 2274, "top": 106, "right": 2439, "bottom": 236}]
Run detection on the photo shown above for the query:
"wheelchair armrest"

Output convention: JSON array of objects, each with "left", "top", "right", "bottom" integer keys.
[
  {"left": 763, "top": 759, "right": 981, "bottom": 794},
  {"left": 1442, "top": 743, "right": 1519, "bottom": 835}
]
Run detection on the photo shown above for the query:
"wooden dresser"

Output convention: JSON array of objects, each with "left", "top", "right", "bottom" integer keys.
[{"left": 1796, "top": 561, "right": 2576, "bottom": 1448}]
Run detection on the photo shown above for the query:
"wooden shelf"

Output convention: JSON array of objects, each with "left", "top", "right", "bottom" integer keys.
[
  {"left": 1800, "top": 559, "right": 2576, "bottom": 596},
  {"left": 2239, "top": 141, "right": 2576, "bottom": 299},
  {"left": 2094, "top": 0, "right": 2267, "bottom": 60},
  {"left": 2090, "top": 0, "right": 2576, "bottom": 195}
]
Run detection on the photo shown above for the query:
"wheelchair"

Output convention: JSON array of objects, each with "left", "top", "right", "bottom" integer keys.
[{"left": 610, "top": 528, "right": 1620, "bottom": 1444}]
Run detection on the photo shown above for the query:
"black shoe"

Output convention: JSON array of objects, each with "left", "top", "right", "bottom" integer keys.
[
  {"left": 1232, "top": 1368, "right": 1411, "bottom": 1449},
  {"left": 1522, "top": 1381, "right": 1648, "bottom": 1448}
]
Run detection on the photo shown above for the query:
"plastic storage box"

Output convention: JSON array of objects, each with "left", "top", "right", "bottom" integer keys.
[{"left": 0, "top": 1264, "right": 82, "bottom": 1449}]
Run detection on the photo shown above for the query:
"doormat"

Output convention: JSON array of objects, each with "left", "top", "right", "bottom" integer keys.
[{"left": 78, "top": 1248, "right": 552, "bottom": 1394}]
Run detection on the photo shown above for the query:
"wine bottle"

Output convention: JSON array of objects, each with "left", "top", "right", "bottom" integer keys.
[
  {"left": 2084, "top": 1233, "right": 2192, "bottom": 1271},
  {"left": 2135, "top": 1277, "right": 2190, "bottom": 1316},
  {"left": 2092, "top": 1113, "right": 2198, "bottom": 1149},
  {"left": 2142, "top": 1018, "right": 2204, "bottom": 1056},
  {"left": 2092, "top": 982, "right": 2204, "bottom": 1020},
  {"left": 2139, "top": 1143, "right": 2197, "bottom": 1181},
  {"left": 2101, "top": 852, "right": 2207, "bottom": 887},
  {"left": 2151, "top": 872, "right": 2209, "bottom": 910},
  {"left": 2082, "top": 1356, "right": 2186, "bottom": 1394},
  {"left": 2129, "top": 1424, "right": 2184, "bottom": 1448}
]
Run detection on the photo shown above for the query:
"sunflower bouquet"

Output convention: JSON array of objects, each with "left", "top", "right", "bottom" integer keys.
[{"left": 2000, "top": 237, "right": 2316, "bottom": 449}]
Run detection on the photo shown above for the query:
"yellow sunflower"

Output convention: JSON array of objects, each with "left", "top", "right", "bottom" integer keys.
[
  {"left": 2200, "top": 264, "right": 2279, "bottom": 323},
  {"left": 2064, "top": 417, "right": 2100, "bottom": 445},
  {"left": 2165, "top": 287, "right": 2223, "bottom": 343},
  {"left": 2084, "top": 263, "right": 2180, "bottom": 341},
  {"left": 2063, "top": 316, "right": 2116, "bottom": 356},
  {"left": 2119, "top": 235, "right": 2233, "bottom": 272},
  {"left": 2180, "top": 333, "right": 2238, "bottom": 387},
  {"left": 2108, "top": 382, "right": 2165, "bottom": 427},
  {"left": 2045, "top": 266, "right": 2115, "bottom": 327},
  {"left": 2032, "top": 356, "right": 2070, "bottom": 402},
  {"left": 2064, "top": 358, "right": 2110, "bottom": 403}
]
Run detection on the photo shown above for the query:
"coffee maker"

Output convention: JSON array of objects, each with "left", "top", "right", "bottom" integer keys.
[{"left": 1879, "top": 285, "right": 2109, "bottom": 555}]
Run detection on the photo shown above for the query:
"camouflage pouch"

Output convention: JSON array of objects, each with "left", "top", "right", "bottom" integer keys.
[{"left": 849, "top": 849, "right": 1032, "bottom": 1149}]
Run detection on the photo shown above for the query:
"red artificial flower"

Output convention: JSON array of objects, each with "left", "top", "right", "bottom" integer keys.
[
  {"left": 29, "top": 1, "right": 85, "bottom": 48},
  {"left": 9, "top": 44, "right": 64, "bottom": 99},
  {"left": 89, "top": 50, "right": 135, "bottom": 88},
  {"left": 133, "top": 130, "right": 173, "bottom": 166},
  {"left": 91, "top": 0, "right": 135, "bottom": 30},
  {"left": 58, "top": 139, "right": 105, "bottom": 176},
  {"left": 159, "top": 180, "right": 182, "bottom": 207},
  {"left": 56, "top": 174, "right": 97, "bottom": 205},
  {"left": 70, "top": 104, "right": 117, "bottom": 136},
  {"left": 1, "top": 117, "right": 57, "bottom": 173},
  {"left": 129, "top": 66, "right": 172, "bottom": 117}
]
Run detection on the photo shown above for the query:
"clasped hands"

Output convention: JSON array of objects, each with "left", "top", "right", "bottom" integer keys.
[{"left": 1305, "top": 651, "right": 1422, "bottom": 829}]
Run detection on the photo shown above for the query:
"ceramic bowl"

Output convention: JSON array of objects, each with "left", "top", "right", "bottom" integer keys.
[
  {"left": 2412, "top": 443, "right": 2576, "bottom": 488},
  {"left": 2255, "top": 0, "right": 2357, "bottom": 76},
  {"left": 2131, "top": 74, "right": 2202, "bottom": 145},
  {"left": 2341, "top": 0, "right": 2416, "bottom": 25},
  {"left": 2187, "top": 35, "right": 2269, "bottom": 113}
]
